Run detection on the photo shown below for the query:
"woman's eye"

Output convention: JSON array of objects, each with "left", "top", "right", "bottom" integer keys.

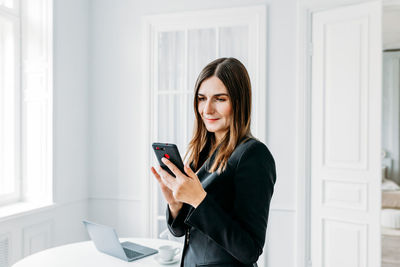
[
  {"left": 198, "top": 97, "right": 205, "bottom": 101},
  {"left": 216, "top": 98, "right": 226, "bottom": 102}
]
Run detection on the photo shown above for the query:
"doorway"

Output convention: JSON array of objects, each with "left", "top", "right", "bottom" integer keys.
[{"left": 381, "top": 4, "right": 400, "bottom": 266}]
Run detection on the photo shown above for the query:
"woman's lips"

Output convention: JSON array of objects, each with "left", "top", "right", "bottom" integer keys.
[{"left": 205, "top": 118, "right": 219, "bottom": 122}]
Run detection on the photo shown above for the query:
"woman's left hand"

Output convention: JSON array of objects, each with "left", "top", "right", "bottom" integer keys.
[{"left": 158, "top": 157, "right": 207, "bottom": 208}]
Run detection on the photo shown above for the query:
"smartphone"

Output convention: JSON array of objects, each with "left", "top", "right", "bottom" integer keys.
[{"left": 152, "top": 142, "right": 185, "bottom": 177}]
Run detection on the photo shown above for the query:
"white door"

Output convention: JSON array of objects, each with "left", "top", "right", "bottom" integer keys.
[{"left": 311, "top": 2, "right": 382, "bottom": 267}]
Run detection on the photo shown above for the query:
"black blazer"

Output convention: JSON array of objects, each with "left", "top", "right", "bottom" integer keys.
[{"left": 166, "top": 138, "right": 276, "bottom": 267}]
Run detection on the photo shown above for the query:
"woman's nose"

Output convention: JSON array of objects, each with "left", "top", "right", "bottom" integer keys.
[{"left": 204, "top": 100, "right": 214, "bottom": 114}]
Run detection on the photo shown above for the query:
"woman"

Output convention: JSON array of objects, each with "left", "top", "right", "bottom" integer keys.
[{"left": 150, "top": 57, "right": 276, "bottom": 267}]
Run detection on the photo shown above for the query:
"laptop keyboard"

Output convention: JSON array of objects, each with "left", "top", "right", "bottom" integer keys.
[{"left": 123, "top": 248, "right": 143, "bottom": 259}]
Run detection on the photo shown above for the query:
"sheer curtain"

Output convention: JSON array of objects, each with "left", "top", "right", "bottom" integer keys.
[{"left": 154, "top": 26, "right": 250, "bottom": 240}]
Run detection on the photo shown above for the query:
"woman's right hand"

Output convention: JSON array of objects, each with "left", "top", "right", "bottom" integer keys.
[{"left": 151, "top": 166, "right": 183, "bottom": 216}]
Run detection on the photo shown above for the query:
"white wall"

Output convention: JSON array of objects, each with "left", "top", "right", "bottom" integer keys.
[
  {"left": 52, "top": 0, "right": 90, "bottom": 242},
  {"left": 0, "top": 0, "right": 90, "bottom": 265},
  {"left": 53, "top": 0, "right": 89, "bottom": 205},
  {"left": 383, "top": 6, "right": 400, "bottom": 50},
  {"left": 88, "top": 0, "right": 297, "bottom": 266}
]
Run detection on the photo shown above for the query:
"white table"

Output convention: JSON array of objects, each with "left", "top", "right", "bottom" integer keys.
[{"left": 12, "top": 238, "right": 182, "bottom": 267}]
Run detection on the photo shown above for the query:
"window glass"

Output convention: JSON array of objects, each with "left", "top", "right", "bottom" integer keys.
[
  {"left": 187, "top": 28, "right": 216, "bottom": 91},
  {"left": 219, "top": 25, "right": 249, "bottom": 67},
  {"left": 158, "top": 31, "right": 185, "bottom": 92},
  {"left": 0, "top": 0, "right": 15, "bottom": 9},
  {"left": 0, "top": 15, "right": 17, "bottom": 197}
]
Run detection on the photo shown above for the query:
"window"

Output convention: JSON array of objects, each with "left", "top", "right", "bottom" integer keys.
[
  {"left": 144, "top": 5, "right": 267, "bottom": 238},
  {"left": 0, "top": 0, "right": 20, "bottom": 205},
  {"left": 0, "top": 0, "right": 52, "bottom": 207}
]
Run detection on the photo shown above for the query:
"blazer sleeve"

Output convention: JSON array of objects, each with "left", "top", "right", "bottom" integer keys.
[
  {"left": 166, "top": 203, "right": 192, "bottom": 237},
  {"left": 184, "top": 141, "right": 276, "bottom": 264}
]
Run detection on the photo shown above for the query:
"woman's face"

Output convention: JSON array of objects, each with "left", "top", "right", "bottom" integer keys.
[{"left": 197, "top": 76, "right": 233, "bottom": 140}]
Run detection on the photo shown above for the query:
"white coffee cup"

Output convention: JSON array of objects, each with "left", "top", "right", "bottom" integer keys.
[{"left": 158, "top": 245, "right": 181, "bottom": 261}]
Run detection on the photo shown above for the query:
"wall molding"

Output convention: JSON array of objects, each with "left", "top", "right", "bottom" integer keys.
[
  {"left": 270, "top": 206, "right": 296, "bottom": 212},
  {"left": 88, "top": 197, "right": 141, "bottom": 202},
  {"left": 22, "top": 219, "right": 53, "bottom": 257}
]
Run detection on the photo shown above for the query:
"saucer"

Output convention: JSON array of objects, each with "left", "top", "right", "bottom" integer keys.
[{"left": 154, "top": 254, "right": 180, "bottom": 265}]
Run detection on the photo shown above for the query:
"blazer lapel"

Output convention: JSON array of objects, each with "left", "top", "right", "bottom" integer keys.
[
  {"left": 200, "top": 171, "right": 219, "bottom": 190},
  {"left": 194, "top": 142, "right": 229, "bottom": 190}
]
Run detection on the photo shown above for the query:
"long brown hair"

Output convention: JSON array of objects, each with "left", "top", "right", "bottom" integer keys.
[{"left": 184, "top": 57, "right": 253, "bottom": 173}]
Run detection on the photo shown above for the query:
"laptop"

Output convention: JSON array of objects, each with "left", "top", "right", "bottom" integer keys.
[{"left": 82, "top": 220, "right": 158, "bottom": 262}]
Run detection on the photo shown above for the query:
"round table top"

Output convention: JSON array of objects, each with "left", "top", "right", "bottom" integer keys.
[{"left": 12, "top": 238, "right": 182, "bottom": 267}]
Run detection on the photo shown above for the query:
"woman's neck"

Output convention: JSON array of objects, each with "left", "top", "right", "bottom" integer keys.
[
  {"left": 209, "top": 134, "right": 223, "bottom": 155},
  {"left": 214, "top": 130, "right": 227, "bottom": 144}
]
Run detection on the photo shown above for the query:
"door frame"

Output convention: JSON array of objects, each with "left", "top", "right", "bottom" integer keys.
[{"left": 296, "top": 1, "right": 389, "bottom": 267}]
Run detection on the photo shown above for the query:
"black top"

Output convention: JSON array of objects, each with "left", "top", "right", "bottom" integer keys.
[{"left": 166, "top": 138, "right": 277, "bottom": 267}]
